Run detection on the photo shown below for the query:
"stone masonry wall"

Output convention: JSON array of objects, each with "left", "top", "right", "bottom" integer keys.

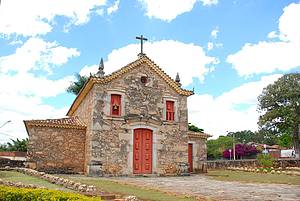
[
  {"left": 73, "top": 88, "right": 94, "bottom": 174},
  {"left": 207, "top": 158, "right": 300, "bottom": 169},
  {"left": 27, "top": 126, "right": 85, "bottom": 173},
  {"left": 89, "top": 63, "right": 189, "bottom": 175}
]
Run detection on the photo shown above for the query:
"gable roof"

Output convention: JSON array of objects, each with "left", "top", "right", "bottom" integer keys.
[
  {"left": 24, "top": 116, "right": 86, "bottom": 130},
  {"left": 67, "top": 54, "right": 194, "bottom": 116},
  {"left": 187, "top": 131, "right": 212, "bottom": 139}
]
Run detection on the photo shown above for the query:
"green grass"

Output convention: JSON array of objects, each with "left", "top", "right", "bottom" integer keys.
[
  {"left": 59, "top": 175, "right": 202, "bottom": 201},
  {"left": 0, "top": 171, "right": 73, "bottom": 192},
  {"left": 207, "top": 170, "right": 300, "bottom": 185}
]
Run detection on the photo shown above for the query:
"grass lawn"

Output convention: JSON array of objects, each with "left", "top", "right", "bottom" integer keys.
[
  {"left": 207, "top": 170, "right": 300, "bottom": 185},
  {"left": 60, "top": 175, "right": 202, "bottom": 201},
  {"left": 0, "top": 170, "right": 73, "bottom": 192}
]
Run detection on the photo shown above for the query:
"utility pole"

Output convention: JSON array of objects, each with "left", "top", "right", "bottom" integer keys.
[
  {"left": 233, "top": 132, "right": 236, "bottom": 160},
  {"left": 0, "top": 120, "right": 11, "bottom": 129}
]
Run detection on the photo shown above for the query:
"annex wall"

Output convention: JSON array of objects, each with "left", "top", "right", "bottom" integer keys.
[{"left": 26, "top": 126, "right": 86, "bottom": 173}]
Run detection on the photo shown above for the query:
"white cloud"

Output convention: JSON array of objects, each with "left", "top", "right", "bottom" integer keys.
[
  {"left": 227, "top": 2, "right": 300, "bottom": 76},
  {"left": 267, "top": 31, "right": 278, "bottom": 39},
  {"left": 0, "top": 0, "right": 106, "bottom": 37},
  {"left": 278, "top": 3, "right": 300, "bottom": 42},
  {"left": 207, "top": 42, "right": 214, "bottom": 51},
  {"left": 80, "top": 40, "right": 218, "bottom": 86},
  {"left": 188, "top": 74, "right": 282, "bottom": 138},
  {"left": 138, "top": 0, "right": 198, "bottom": 22},
  {"left": 80, "top": 64, "right": 99, "bottom": 77},
  {"left": 0, "top": 38, "right": 79, "bottom": 74},
  {"left": 227, "top": 41, "right": 300, "bottom": 76},
  {"left": 107, "top": 0, "right": 120, "bottom": 15},
  {"left": 0, "top": 38, "right": 79, "bottom": 142},
  {"left": 200, "top": 0, "right": 218, "bottom": 6},
  {"left": 138, "top": 0, "right": 218, "bottom": 22},
  {"left": 211, "top": 27, "right": 219, "bottom": 39}
]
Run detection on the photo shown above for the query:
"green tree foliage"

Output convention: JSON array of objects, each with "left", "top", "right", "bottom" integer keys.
[
  {"left": 207, "top": 136, "right": 233, "bottom": 160},
  {"left": 227, "top": 130, "right": 255, "bottom": 144},
  {"left": 0, "top": 144, "right": 8, "bottom": 151},
  {"left": 226, "top": 130, "right": 278, "bottom": 145},
  {"left": 67, "top": 73, "right": 89, "bottom": 95},
  {"left": 0, "top": 138, "right": 28, "bottom": 152},
  {"left": 188, "top": 123, "right": 204, "bottom": 132},
  {"left": 277, "top": 133, "right": 293, "bottom": 148},
  {"left": 258, "top": 73, "right": 300, "bottom": 156}
]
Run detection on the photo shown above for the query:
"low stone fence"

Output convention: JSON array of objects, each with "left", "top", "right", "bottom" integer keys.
[
  {"left": 1, "top": 167, "right": 140, "bottom": 201},
  {"left": 2, "top": 167, "right": 96, "bottom": 194},
  {"left": 207, "top": 158, "right": 300, "bottom": 169},
  {"left": 0, "top": 178, "right": 41, "bottom": 189},
  {"left": 0, "top": 158, "right": 25, "bottom": 168}
]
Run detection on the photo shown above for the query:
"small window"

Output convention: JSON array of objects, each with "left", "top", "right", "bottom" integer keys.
[
  {"left": 166, "top": 100, "right": 175, "bottom": 121},
  {"left": 110, "top": 94, "right": 121, "bottom": 116},
  {"left": 141, "top": 76, "right": 147, "bottom": 84}
]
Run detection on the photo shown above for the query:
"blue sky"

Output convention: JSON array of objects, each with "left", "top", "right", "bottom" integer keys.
[{"left": 0, "top": 0, "right": 300, "bottom": 142}]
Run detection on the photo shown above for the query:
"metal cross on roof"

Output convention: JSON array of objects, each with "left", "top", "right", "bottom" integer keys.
[{"left": 136, "top": 35, "right": 148, "bottom": 55}]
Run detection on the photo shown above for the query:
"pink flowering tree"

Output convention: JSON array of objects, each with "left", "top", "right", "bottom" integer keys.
[{"left": 223, "top": 144, "right": 259, "bottom": 159}]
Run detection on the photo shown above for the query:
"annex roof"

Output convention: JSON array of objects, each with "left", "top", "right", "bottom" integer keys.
[
  {"left": 187, "top": 131, "right": 212, "bottom": 139},
  {"left": 24, "top": 116, "right": 86, "bottom": 130},
  {"left": 67, "top": 54, "right": 194, "bottom": 116}
]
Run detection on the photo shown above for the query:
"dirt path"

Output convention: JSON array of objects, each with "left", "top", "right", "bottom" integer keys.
[{"left": 110, "top": 175, "right": 300, "bottom": 201}]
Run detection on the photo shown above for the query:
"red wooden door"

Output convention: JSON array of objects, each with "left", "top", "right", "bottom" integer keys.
[
  {"left": 188, "top": 143, "right": 193, "bottom": 172},
  {"left": 133, "top": 129, "right": 153, "bottom": 174}
]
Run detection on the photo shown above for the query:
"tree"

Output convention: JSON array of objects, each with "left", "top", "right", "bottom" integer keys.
[
  {"left": 0, "top": 138, "right": 28, "bottom": 152},
  {"left": 67, "top": 73, "right": 89, "bottom": 95},
  {"left": 207, "top": 136, "right": 233, "bottom": 160},
  {"left": 258, "top": 73, "right": 300, "bottom": 157},
  {"left": 277, "top": 133, "right": 293, "bottom": 148},
  {"left": 227, "top": 130, "right": 255, "bottom": 144},
  {"left": 227, "top": 130, "right": 278, "bottom": 145},
  {"left": 188, "top": 123, "right": 204, "bottom": 133},
  {"left": 223, "top": 144, "right": 258, "bottom": 159},
  {"left": 253, "top": 129, "right": 279, "bottom": 145},
  {"left": 0, "top": 143, "right": 8, "bottom": 151}
]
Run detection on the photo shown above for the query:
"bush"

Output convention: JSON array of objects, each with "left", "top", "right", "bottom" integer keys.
[
  {"left": 0, "top": 185, "right": 101, "bottom": 201},
  {"left": 257, "top": 154, "right": 274, "bottom": 168}
]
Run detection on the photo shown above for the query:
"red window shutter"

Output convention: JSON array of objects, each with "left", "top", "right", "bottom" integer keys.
[
  {"left": 166, "top": 101, "right": 174, "bottom": 121},
  {"left": 111, "top": 94, "right": 121, "bottom": 116}
]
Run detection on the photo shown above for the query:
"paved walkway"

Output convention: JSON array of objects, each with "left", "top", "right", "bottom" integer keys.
[{"left": 110, "top": 175, "right": 300, "bottom": 201}]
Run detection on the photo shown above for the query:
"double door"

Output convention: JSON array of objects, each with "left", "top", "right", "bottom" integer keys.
[{"left": 133, "top": 128, "right": 153, "bottom": 174}]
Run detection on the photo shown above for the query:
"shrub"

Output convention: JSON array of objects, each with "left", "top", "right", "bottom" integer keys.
[
  {"left": 257, "top": 154, "right": 274, "bottom": 168},
  {"left": 0, "top": 185, "right": 101, "bottom": 201}
]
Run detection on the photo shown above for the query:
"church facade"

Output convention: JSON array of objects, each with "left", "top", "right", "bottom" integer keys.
[{"left": 24, "top": 54, "right": 210, "bottom": 176}]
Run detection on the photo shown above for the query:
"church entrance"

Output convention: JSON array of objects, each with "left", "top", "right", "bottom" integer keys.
[{"left": 133, "top": 128, "right": 153, "bottom": 174}]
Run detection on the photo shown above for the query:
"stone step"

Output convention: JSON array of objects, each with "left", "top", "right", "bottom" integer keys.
[{"left": 100, "top": 194, "right": 116, "bottom": 200}]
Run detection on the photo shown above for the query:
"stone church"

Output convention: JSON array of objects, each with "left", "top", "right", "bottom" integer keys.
[{"left": 24, "top": 50, "right": 210, "bottom": 176}]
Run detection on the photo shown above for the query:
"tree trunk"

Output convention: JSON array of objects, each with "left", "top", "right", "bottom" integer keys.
[{"left": 293, "top": 125, "right": 300, "bottom": 158}]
